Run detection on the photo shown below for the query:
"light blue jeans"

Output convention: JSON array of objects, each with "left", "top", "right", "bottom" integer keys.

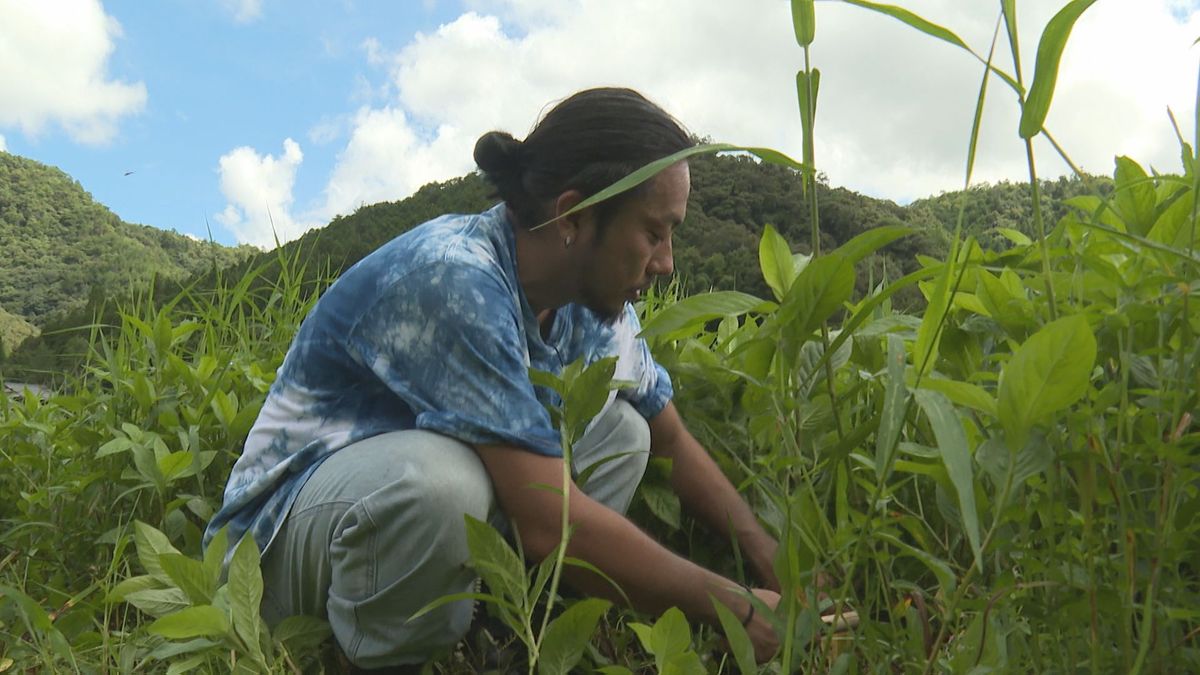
[{"left": 259, "top": 400, "right": 651, "bottom": 669}]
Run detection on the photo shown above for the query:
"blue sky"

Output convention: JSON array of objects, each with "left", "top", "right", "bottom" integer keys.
[
  {"left": 2, "top": 0, "right": 1198, "bottom": 248},
  {"left": 2, "top": 1, "right": 465, "bottom": 245}
]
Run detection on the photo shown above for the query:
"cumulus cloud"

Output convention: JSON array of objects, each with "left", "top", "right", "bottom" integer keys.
[
  {"left": 0, "top": 134, "right": 6, "bottom": 153},
  {"left": 0, "top": 0, "right": 146, "bottom": 145},
  {"left": 223, "top": 0, "right": 1200, "bottom": 245},
  {"left": 215, "top": 138, "right": 318, "bottom": 248},
  {"left": 220, "top": 0, "right": 263, "bottom": 24},
  {"left": 323, "top": 0, "right": 1197, "bottom": 215}
]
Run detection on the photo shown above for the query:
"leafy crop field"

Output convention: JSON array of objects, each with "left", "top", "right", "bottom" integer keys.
[{"left": 2, "top": 1, "right": 1199, "bottom": 673}]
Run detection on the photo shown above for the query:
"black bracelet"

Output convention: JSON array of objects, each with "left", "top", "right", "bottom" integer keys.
[{"left": 741, "top": 586, "right": 755, "bottom": 627}]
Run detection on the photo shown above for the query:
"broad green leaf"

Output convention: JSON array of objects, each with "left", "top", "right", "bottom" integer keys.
[
  {"left": 203, "top": 527, "right": 229, "bottom": 585},
  {"left": 228, "top": 535, "right": 265, "bottom": 663},
  {"left": 759, "top": 223, "right": 797, "bottom": 301},
  {"left": 135, "top": 521, "right": 182, "bottom": 583},
  {"left": 563, "top": 357, "right": 618, "bottom": 442},
  {"left": 633, "top": 608, "right": 695, "bottom": 673},
  {"left": 641, "top": 483, "right": 682, "bottom": 530},
  {"left": 712, "top": 596, "right": 757, "bottom": 675},
  {"left": 640, "top": 291, "right": 772, "bottom": 339},
  {"left": 792, "top": 0, "right": 815, "bottom": 46},
  {"left": 776, "top": 252, "right": 855, "bottom": 338},
  {"left": 917, "top": 378, "right": 997, "bottom": 418},
  {"left": 464, "top": 514, "right": 526, "bottom": 603},
  {"left": 795, "top": 336, "right": 852, "bottom": 399},
  {"left": 997, "top": 315, "right": 1096, "bottom": 451},
  {"left": 976, "top": 434, "right": 1053, "bottom": 491},
  {"left": 877, "top": 531, "right": 958, "bottom": 596},
  {"left": 0, "top": 584, "right": 54, "bottom": 631},
  {"left": 158, "top": 451, "right": 194, "bottom": 483},
  {"left": 148, "top": 637, "right": 219, "bottom": 660},
  {"left": 1019, "top": 0, "right": 1099, "bottom": 138},
  {"left": 148, "top": 605, "right": 230, "bottom": 639},
  {"left": 1112, "top": 156, "right": 1158, "bottom": 235},
  {"left": 876, "top": 335, "right": 909, "bottom": 481},
  {"left": 1147, "top": 188, "right": 1196, "bottom": 249},
  {"left": 273, "top": 615, "right": 332, "bottom": 646},
  {"left": 994, "top": 227, "right": 1032, "bottom": 247},
  {"left": 835, "top": 224, "right": 912, "bottom": 266},
  {"left": 537, "top": 598, "right": 611, "bottom": 675},
  {"left": 124, "top": 587, "right": 192, "bottom": 617},
  {"left": 913, "top": 389, "right": 981, "bottom": 570},
  {"left": 159, "top": 553, "right": 214, "bottom": 605},
  {"left": 106, "top": 574, "right": 162, "bottom": 604},
  {"left": 164, "top": 654, "right": 208, "bottom": 675},
  {"left": 96, "top": 437, "right": 133, "bottom": 458},
  {"left": 661, "top": 651, "right": 707, "bottom": 675}
]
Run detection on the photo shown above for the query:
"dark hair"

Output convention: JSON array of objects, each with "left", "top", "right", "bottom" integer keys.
[{"left": 474, "top": 87, "right": 693, "bottom": 229}]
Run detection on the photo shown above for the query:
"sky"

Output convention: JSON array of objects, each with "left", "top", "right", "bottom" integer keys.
[{"left": 2, "top": 0, "right": 1199, "bottom": 249}]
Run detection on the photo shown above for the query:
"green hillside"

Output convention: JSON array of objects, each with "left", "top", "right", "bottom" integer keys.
[
  {"left": 0, "top": 152, "right": 255, "bottom": 331},
  {"left": 2, "top": 150, "right": 1098, "bottom": 380}
]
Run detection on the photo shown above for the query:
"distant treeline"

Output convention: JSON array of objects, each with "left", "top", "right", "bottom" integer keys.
[{"left": 0, "top": 150, "right": 1105, "bottom": 381}]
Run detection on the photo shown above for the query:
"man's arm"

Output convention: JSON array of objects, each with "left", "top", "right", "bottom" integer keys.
[
  {"left": 472, "top": 442, "right": 780, "bottom": 661},
  {"left": 648, "top": 401, "right": 781, "bottom": 591}
]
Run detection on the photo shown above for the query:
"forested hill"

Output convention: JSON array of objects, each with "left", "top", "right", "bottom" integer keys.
[
  {"left": 2, "top": 149, "right": 1103, "bottom": 376},
  {"left": 0, "top": 152, "right": 255, "bottom": 351},
  {"left": 206, "top": 152, "right": 966, "bottom": 305}
]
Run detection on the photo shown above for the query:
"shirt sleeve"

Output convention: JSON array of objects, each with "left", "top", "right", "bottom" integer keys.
[{"left": 345, "top": 259, "right": 562, "bottom": 456}]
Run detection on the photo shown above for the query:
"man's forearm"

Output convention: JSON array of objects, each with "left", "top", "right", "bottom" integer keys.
[
  {"left": 473, "top": 442, "right": 755, "bottom": 626},
  {"left": 649, "top": 403, "right": 780, "bottom": 589}
]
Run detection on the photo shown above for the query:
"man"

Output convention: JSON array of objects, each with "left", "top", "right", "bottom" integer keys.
[{"left": 206, "top": 87, "right": 782, "bottom": 671}]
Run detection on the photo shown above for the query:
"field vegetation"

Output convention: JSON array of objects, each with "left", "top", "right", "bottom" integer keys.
[{"left": 2, "top": 0, "right": 1198, "bottom": 673}]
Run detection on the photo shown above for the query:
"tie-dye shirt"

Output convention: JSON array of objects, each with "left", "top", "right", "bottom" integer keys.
[{"left": 205, "top": 204, "right": 673, "bottom": 554}]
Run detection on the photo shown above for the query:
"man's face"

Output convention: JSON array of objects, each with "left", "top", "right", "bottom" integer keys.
[{"left": 576, "top": 161, "right": 690, "bottom": 321}]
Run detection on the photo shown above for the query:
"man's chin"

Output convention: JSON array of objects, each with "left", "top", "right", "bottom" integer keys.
[{"left": 581, "top": 297, "right": 626, "bottom": 325}]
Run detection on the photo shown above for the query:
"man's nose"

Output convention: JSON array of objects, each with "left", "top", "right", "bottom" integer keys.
[{"left": 648, "top": 238, "right": 674, "bottom": 277}]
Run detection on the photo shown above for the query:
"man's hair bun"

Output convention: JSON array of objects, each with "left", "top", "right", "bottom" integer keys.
[{"left": 474, "top": 131, "right": 523, "bottom": 176}]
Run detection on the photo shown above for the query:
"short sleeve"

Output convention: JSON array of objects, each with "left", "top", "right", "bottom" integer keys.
[{"left": 346, "top": 259, "right": 562, "bottom": 456}]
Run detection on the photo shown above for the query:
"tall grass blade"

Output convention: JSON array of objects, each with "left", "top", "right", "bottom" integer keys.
[
  {"left": 841, "top": 0, "right": 968, "bottom": 50},
  {"left": 875, "top": 335, "right": 909, "bottom": 481},
  {"left": 913, "top": 389, "right": 982, "bottom": 570},
  {"left": 531, "top": 144, "right": 806, "bottom": 231},
  {"left": 1019, "top": 0, "right": 1099, "bottom": 139},
  {"left": 965, "top": 15, "right": 1003, "bottom": 184}
]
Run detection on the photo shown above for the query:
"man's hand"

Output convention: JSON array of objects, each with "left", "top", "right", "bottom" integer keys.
[{"left": 747, "top": 588, "right": 781, "bottom": 664}]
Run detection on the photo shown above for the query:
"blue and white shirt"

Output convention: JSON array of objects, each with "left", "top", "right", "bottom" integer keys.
[{"left": 205, "top": 204, "right": 673, "bottom": 554}]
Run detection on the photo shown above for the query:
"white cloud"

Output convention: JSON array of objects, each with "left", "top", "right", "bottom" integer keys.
[
  {"left": 223, "top": 0, "right": 1200, "bottom": 245},
  {"left": 342, "top": 0, "right": 1198, "bottom": 208},
  {"left": 0, "top": 0, "right": 146, "bottom": 145},
  {"left": 220, "top": 0, "right": 263, "bottom": 24},
  {"left": 319, "top": 106, "right": 467, "bottom": 218},
  {"left": 215, "top": 138, "right": 318, "bottom": 248},
  {"left": 0, "top": 134, "right": 6, "bottom": 153}
]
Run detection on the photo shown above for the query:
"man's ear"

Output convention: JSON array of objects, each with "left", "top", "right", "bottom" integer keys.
[{"left": 552, "top": 189, "right": 587, "bottom": 240}]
